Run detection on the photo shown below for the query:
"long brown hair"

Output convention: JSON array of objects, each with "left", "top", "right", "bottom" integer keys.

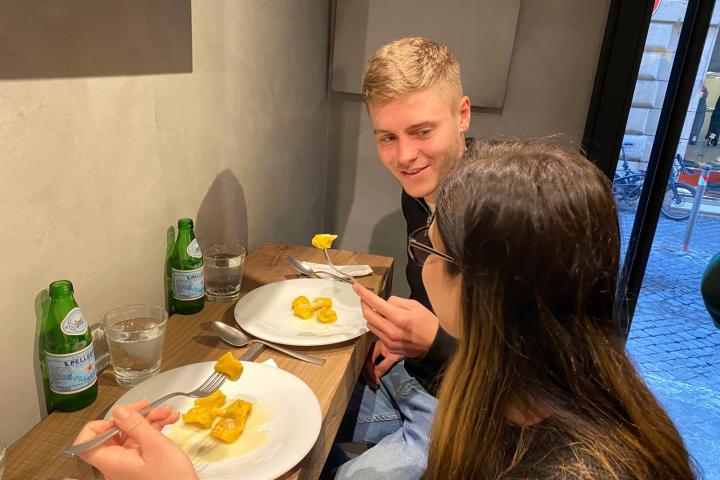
[{"left": 425, "top": 139, "right": 695, "bottom": 479}]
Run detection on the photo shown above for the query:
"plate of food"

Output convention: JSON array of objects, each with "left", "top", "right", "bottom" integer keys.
[
  {"left": 234, "top": 278, "right": 367, "bottom": 346},
  {"left": 107, "top": 354, "right": 322, "bottom": 479}
]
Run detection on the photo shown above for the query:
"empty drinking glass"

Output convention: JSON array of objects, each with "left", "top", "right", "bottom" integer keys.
[
  {"left": 103, "top": 305, "right": 168, "bottom": 386},
  {"left": 204, "top": 243, "right": 246, "bottom": 302}
]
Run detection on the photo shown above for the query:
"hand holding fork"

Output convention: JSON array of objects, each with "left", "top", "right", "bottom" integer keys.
[
  {"left": 69, "top": 399, "right": 198, "bottom": 480},
  {"left": 321, "top": 248, "right": 359, "bottom": 285},
  {"left": 66, "top": 369, "right": 228, "bottom": 456}
]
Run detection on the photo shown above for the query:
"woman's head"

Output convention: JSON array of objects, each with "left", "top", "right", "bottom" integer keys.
[
  {"left": 428, "top": 138, "right": 620, "bottom": 347},
  {"left": 424, "top": 138, "right": 693, "bottom": 479}
]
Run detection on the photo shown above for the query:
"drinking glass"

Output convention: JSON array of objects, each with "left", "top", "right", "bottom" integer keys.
[
  {"left": 203, "top": 243, "right": 246, "bottom": 302},
  {"left": 90, "top": 323, "right": 111, "bottom": 373},
  {"left": 103, "top": 305, "right": 168, "bottom": 386}
]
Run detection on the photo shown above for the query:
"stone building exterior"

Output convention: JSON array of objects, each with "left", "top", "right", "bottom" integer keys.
[{"left": 622, "top": 0, "right": 720, "bottom": 168}]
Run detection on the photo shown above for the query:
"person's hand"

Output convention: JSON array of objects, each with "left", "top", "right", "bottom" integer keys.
[
  {"left": 353, "top": 283, "right": 438, "bottom": 358},
  {"left": 362, "top": 339, "right": 403, "bottom": 389},
  {"left": 73, "top": 399, "right": 198, "bottom": 480}
]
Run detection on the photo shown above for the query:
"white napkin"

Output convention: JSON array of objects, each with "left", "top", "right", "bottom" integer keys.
[
  {"left": 305, "top": 262, "right": 373, "bottom": 277},
  {"left": 261, "top": 358, "right": 278, "bottom": 368}
]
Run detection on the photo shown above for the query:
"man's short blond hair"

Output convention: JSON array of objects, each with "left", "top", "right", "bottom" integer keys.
[{"left": 361, "top": 37, "right": 462, "bottom": 108}]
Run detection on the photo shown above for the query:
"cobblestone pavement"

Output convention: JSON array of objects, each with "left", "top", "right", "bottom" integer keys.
[{"left": 618, "top": 211, "right": 720, "bottom": 478}]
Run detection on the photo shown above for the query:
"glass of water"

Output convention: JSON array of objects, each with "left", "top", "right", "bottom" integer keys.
[
  {"left": 103, "top": 304, "right": 168, "bottom": 386},
  {"left": 204, "top": 243, "right": 246, "bottom": 302}
]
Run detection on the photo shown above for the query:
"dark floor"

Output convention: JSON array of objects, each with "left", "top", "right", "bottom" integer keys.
[{"left": 619, "top": 211, "right": 720, "bottom": 478}]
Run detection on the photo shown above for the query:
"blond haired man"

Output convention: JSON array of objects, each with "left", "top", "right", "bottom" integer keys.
[{"left": 328, "top": 37, "right": 471, "bottom": 479}]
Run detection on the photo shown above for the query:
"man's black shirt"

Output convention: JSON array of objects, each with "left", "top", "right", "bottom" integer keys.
[{"left": 400, "top": 190, "right": 458, "bottom": 396}]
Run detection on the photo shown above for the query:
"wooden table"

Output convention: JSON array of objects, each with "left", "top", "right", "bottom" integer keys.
[{"left": 5, "top": 243, "right": 393, "bottom": 480}]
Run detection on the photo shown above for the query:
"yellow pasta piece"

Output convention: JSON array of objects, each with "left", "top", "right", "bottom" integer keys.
[
  {"left": 210, "top": 417, "right": 246, "bottom": 443},
  {"left": 311, "top": 297, "right": 332, "bottom": 311},
  {"left": 182, "top": 406, "right": 218, "bottom": 429},
  {"left": 316, "top": 308, "right": 338, "bottom": 323},
  {"left": 311, "top": 234, "right": 338, "bottom": 249},
  {"left": 291, "top": 295, "right": 310, "bottom": 309},
  {"left": 293, "top": 303, "right": 314, "bottom": 319},
  {"left": 194, "top": 390, "right": 227, "bottom": 409},
  {"left": 214, "top": 352, "right": 244, "bottom": 381},
  {"left": 182, "top": 393, "right": 254, "bottom": 443},
  {"left": 221, "top": 399, "right": 253, "bottom": 420}
]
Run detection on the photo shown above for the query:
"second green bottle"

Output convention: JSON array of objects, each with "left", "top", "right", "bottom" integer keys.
[{"left": 171, "top": 218, "right": 205, "bottom": 314}]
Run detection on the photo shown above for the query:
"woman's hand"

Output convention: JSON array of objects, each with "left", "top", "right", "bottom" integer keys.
[
  {"left": 73, "top": 399, "right": 198, "bottom": 480},
  {"left": 362, "top": 340, "right": 403, "bottom": 389},
  {"left": 353, "top": 283, "right": 439, "bottom": 358}
]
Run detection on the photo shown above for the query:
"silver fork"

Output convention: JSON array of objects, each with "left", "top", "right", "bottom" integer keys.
[
  {"left": 315, "top": 269, "right": 356, "bottom": 285},
  {"left": 64, "top": 370, "right": 227, "bottom": 456},
  {"left": 322, "top": 249, "right": 358, "bottom": 285},
  {"left": 288, "top": 255, "right": 355, "bottom": 286}
]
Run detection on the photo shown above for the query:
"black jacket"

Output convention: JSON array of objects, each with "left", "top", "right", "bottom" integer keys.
[
  {"left": 707, "top": 95, "right": 720, "bottom": 139},
  {"left": 401, "top": 190, "right": 458, "bottom": 395}
]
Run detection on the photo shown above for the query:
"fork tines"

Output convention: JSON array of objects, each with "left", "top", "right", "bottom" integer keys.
[{"left": 198, "top": 371, "right": 227, "bottom": 397}]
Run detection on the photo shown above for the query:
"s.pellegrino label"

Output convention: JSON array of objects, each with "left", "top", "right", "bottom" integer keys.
[
  {"left": 187, "top": 238, "right": 202, "bottom": 258},
  {"left": 46, "top": 343, "right": 97, "bottom": 394},
  {"left": 172, "top": 266, "right": 205, "bottom": 300},
  {"left": 60, "top": 307, "right": 89, "bottom": 335}
]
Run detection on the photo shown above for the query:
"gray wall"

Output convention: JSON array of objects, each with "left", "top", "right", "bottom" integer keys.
[
  {"left": 0, "top": 0, "right": 613, "bottom": 444},
  {"left": 331, "top": 0, "right": 522, "bottom": 109},
  {"left": 0, "top": 0, "right": 329, "bottom": 443},
  {"left": 326, "top": 0, "right": 612, "bottom": 296}
]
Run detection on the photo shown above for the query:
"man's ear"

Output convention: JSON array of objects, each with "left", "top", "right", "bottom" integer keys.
[{"left": 458, "top": 96, "right": 471, "bottom": 133}]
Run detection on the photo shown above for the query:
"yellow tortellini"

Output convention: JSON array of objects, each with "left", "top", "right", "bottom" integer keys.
[
  {"left": 211, "top": 399, "right": 253, "bottom": 443},
  {"left": 195, "top": 390, "right": 227, "bottom": 409},
  {"left": 311, "top": 234, "right": 338, "bottom": 249},
  {"left": 311, "top": 297, "right": 332, "bottom": 311},
  {"left": 291, "top": 295, "right": 337, "bottom": 323},
  {"left": 316, "top": 308, "right": 338, "bottom": 324},
  {"left": 181, "top": 406, "right": 219, "bottom": 429},
  {"left": 214, "top": 352, "right": 244, "bottom": 381},
  {"left": 181, "top": 354, "right": 253, "bottom": 443}
]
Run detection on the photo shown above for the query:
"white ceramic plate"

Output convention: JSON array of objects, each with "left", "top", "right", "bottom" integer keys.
[
  {"left": 108, "top": 361, "right": 321, "bottom": 480},
  {"left": 234, "top": 278, "right": 367, "bottom": 346}
]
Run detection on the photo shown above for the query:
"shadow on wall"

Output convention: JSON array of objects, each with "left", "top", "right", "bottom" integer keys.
[
  {"left": 164, "top": 226, "right": 175, "bottom": 315},
  {"left": 369, "top": 209, "right": 410, "bottom": 297},
  {"left": 33, "top": 289, "right": 51, "bottom": 419},
  {"left": 195, "top": 169, "right": 249, "bottom": 252},
  {"left": 324, "top": 0, "right": 369, "bottom": 237},
  {"left": 163, "top": 171, "right": 247, "bottom": 315},
  {"left": 0, "top": 0, "right": 192, "bottom": 79}
]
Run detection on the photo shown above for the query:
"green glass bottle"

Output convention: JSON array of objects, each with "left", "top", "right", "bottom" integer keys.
[
  {"left": 171, "top": 218, "right": 205, "bottom": 314},
  {"left": 41, "top": 280, "right": 98, "bottom": 412}
]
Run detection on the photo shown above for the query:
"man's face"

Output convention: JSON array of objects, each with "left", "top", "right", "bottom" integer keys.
[
  {"left": 368, "top": 86, "right": 470, "bottom": 202},
  {"left": 423, "top": 221, "right": 463, "bottom": 339}
]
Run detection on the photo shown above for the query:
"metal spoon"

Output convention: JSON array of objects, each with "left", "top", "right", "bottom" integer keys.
[
  {"left": 212, "top": 321, "right": 326, "bottom": 365},
  {"left": 287, "top": 255, "right": 315, "bottom": 277}
]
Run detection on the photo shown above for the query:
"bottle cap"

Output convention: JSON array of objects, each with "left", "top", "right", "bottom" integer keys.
[
  {"left": 178, "top": 218, "right": 194, "bottom": 229},
  {"left": 49, "top": 280, "right": 74, "bottom": 297}
]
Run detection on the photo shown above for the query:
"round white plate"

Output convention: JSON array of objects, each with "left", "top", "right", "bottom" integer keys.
[
  {"left": 234, "top": 278, "right": 367, "bottom": 346},
  {"left": 108, "top": 361, "right": 321, "bottom": 480}
]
